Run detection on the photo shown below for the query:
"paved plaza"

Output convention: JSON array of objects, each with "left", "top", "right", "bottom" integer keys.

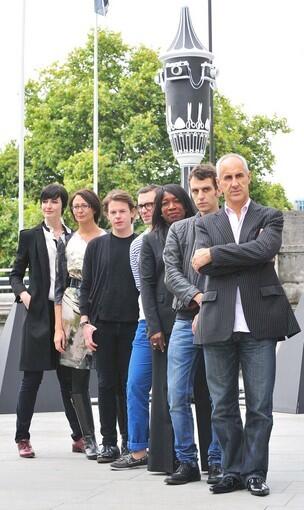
[{"left": 0, "top": 406, "right": 304, "bottom": 510}]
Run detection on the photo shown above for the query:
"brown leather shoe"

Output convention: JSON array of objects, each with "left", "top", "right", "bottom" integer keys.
[
  {"left": 17, "top": 439, "right": 35, "bottom": 458},
  {"left": 72, "top": 437, "right": 85, "bottom": 453}
]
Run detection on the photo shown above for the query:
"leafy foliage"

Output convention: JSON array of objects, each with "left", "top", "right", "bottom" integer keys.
[{"left": 0, "top": 29, "right": 292, "bottom": 266}]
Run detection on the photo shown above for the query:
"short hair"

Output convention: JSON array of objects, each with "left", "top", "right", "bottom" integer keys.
[
  {"left": 189, "top": 164, "right": 218, "bottom": 189},
  {"left": 69, "top": 189, "right": 101, "bottom": 224},
  {"left": 152, "top": 184, "right": 195, "bottom": 232},
  {"left": 137, "top": 184, "right": 160, "bottom": 196},
  {"left": 102, "top": 189, "right": 136, "bottom": 215},
  {"left": 40, "top": 184, "right": 68, "bottom": 212},
  {"left": 216, "top": 153, "right": 249, "bottom": 177}
]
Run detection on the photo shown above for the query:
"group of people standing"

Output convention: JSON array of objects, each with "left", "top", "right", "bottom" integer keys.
[{"left": 10, "top": 153, "right": 300, "bottom": 499}]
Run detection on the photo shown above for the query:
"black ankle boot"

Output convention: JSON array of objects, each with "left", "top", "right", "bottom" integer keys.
[
  {"left": 71, "top": 393, "right": 99, "bottom": 460},
  {"left": 84, "top": 435, "right": 99, "bottom": 460}
]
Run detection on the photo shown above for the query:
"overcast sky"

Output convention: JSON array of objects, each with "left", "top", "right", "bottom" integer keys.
[{"left": 0, "top": 0, "right": 303, "bottom": 201}]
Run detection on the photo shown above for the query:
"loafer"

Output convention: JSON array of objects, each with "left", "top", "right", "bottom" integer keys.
[
  {"left": 164, "top": 461, "right": 201, "bottom": 485},
  {"left": 207, "top": 463, "right": 223, "bottom": 484},
  {"left": 247, "top": 477, "right": 270, "bottom": 497},
  {"left": 97, "top": 445, "right": 120, "bottom": 463},
  {"left": 72, "top": 437, "right": 85, "bottom": 453},
  {"left": 17, "top": 439, "right": 35, "bottom": 458},
  {"left": 111, "top": 453, "right": 148, "bottom": 470},
  {"left": 210, "top": 475, "right": 244, "bottom": 494}
]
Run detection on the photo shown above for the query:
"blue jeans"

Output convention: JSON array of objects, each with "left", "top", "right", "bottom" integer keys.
[
  {"left": 167, "top": 319, "right": 221, "bottom": 464},
  {"left": 203, "top": 333, "right": 277, "bottom": 482},
  {"left": 127, "top": 320, "right": 152, "bottom": 452}
]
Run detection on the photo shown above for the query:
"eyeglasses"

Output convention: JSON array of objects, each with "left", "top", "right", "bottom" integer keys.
[
  {"left": 137, "top": 202, "right": 154, "bottom": 212},
  {"left": 72, "top": 204, "right": 91, "bottom": 211}
]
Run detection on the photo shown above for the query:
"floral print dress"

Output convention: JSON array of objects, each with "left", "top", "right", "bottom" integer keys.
[{"left": 59, "top": 232, "right": 95, "bottom": 369}]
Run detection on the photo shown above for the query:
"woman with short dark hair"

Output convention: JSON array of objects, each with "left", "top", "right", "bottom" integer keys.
[{"left": 10, "top": 184, "right": 82, "bottom": 459}]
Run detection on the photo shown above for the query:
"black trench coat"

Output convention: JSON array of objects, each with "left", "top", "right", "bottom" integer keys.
[{"left": 10, "top": 224, "right": 58, "bottom": 371}]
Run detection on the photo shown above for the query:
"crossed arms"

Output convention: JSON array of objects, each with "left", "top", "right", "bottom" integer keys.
[{"left": 192, "top": 208, "right": 283, "bottom": 275}]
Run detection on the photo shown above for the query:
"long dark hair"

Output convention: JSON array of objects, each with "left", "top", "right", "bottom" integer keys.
[{"left": 152, "top": 184, "right": 195, "bottom": 241}]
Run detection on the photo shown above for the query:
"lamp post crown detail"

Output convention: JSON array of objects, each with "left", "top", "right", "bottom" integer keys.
[
  {"left": 161, "top": 6, "right": 213, "bottom": 60},
  {"left": 158, "top": 6, "right": 216, "bottom": 187}
]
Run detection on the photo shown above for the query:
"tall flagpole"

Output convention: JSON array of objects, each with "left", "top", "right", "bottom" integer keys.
[
  {"left": 93, "top": 13, "right": 99, "bottom": 194},
  {"left": 19, "top": 0, "right": 26, "bottom": 231}
]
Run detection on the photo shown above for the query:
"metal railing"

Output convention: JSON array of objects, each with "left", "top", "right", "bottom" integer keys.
[
  {"left": 0, "top": 269, "right": 28, "bottom": 319},
  {"left": 0, "top": 268, "right": 29, "bottom": 293},
  {"left": 0, "top": 268, "right": 13, "bottom": 293}
]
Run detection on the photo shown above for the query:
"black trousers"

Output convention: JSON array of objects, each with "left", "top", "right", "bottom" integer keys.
[
  {"left": 193, "top": 350, "right": 212, "bottom": 471},
  {"left": 94, "top": 321, "right": 137, "bottom": 446},
  {"left": 15, "top": 365, "right": 82, "bottom": 442},
  {"left": 148, "top": 333, "right": 175, "bottom": 474},
  {"left": 15, "top": 300, "right": 82, "bottom": 443}
]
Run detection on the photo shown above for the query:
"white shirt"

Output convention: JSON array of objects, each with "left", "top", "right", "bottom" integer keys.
[
  {"left": 224, "top": 199, "right": 251, "bottom": 333},
  {"left": 42, "top": 221, "right": 70, "bottom": 301}
]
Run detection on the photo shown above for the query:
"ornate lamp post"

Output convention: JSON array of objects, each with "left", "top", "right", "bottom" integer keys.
[{"left": 158, "top": 6, "right": 216, "bottom": 190}]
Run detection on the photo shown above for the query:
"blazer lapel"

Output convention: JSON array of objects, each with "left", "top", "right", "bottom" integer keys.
[
  {"left": 35, "top": 225, "right": 50, "bottom": 293},
  {"left": 239, "top": 201, "right": 261, "bottom": 243},
  {"left": 214, "top": 209, "right": 235, "bottom": 244}
]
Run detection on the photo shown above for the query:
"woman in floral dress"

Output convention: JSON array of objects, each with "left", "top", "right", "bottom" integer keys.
[{"left": 54, "top": 189, "right": 106, "bottom": 459}]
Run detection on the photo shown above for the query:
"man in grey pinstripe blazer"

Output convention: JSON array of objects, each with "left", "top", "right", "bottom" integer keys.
[{"left": 192, "top": 153, "right": 300, "bottom": 497}]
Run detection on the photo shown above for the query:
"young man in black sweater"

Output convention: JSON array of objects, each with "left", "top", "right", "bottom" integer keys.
[{"left": 79, "top": 190, "right": 139, "bottom": 463}]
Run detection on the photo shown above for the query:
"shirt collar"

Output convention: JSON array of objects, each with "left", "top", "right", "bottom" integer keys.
[
  {"left": 42, "top": 220, "right": 71, "bottom": 235},
  {"left": 224, "top": 197, "right": 251, "bottom": 216}
]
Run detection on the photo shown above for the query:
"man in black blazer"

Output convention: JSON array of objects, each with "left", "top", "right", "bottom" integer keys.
[
  {"left": 10, "top": 184, "right": 82, "bottom": 458},
  {"left": 192, "top": 154, "right": 300, "bottom": 497}
]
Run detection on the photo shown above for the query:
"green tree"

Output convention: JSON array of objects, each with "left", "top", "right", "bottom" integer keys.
[
  {"left": 212, "top": 93, "right": 291, "bottom": 207},
  {"left": 0, "top": 142, "right": 18, "bottom": 198},
  {"left": 260, "top": 182, "right": 292, "bottom": 210},
  {"left": 0, "top": 198, "right": 18, "bottom": 267},
  {"left": 23, "top": 32, "right": 176, "bottom": 198},
  {"left": 0, "top": 29, "right": 292, "bottom": 265}
]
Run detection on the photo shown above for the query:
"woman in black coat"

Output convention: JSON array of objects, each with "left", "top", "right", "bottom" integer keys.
[
  {"left": 10, "top": 184, "right": 82, "bottom": 458},
  {"left": 140, "top": 184, "right": 195, "bottom": 473}
]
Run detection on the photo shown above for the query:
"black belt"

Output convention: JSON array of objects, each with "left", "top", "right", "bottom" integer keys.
[{"left": 69, "top": 277, "right": 81, "bottom": 289}]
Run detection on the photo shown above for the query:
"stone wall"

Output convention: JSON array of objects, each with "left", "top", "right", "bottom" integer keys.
[{"left": 279, "top": 211, "right": 304, "bottom": 306}]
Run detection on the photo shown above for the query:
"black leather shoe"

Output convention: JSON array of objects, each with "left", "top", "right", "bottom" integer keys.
[
  {"left": 84, "top": 436, "right": 99, "bottom": 460},
  {"left": 97, "top": 445, "right": 120, "bottom": 464},
  {"left": 210, "top": 475, "right": 244, "bottom": 494},
  {"left": 247, "top": 477, "right": 270, "bottom": 497},
  {"left": 207, "top": 463, "right": 223, "bottom": 484},
  {"left": 164, "top": 462, "right": 201, "bottom": 485}
]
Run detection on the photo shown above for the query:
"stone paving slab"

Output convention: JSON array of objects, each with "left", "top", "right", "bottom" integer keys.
[{"left": 0, "top": 410, "right": 304, "bottom": 509}]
